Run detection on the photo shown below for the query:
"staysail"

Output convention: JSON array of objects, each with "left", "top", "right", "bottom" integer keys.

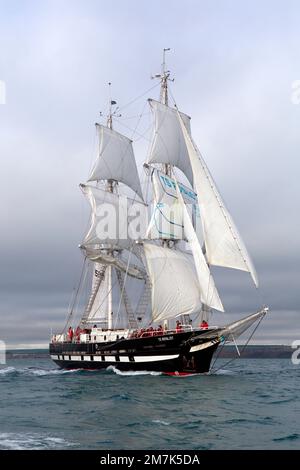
[
  {"left": 177, "top": 112, "right": 258, "bottom": 287},
  {"left": 174, "top": 177, "right": 224, "bottom": 312}
]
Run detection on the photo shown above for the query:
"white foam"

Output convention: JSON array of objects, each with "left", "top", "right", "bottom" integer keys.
[
  {"left": 27, "top": 368, "right": 80, "bottom": 376},
  {"left": 107, "top": 365, "right": 162, "bottom": 376},
  {"left": 152, "top": 419, "right": 170, "bottom": 426},
  {"left": 0, "top": 366, "right": 81, "bottom": 377},
  {"left": 0, "top": 433, "right": 75, "bottom": 450},
  {"left": 211, "top": 368, "right": 235, "bottom": 375},
  {"left": 0, "top": 367, "right": 16, "bottom": 375}
]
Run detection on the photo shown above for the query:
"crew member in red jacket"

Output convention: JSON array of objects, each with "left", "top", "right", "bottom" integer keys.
[
  {"left": 200, "top": 320, "right": 209, "bottom": 329},
  {"left": 68, "top": 326, "right": 74, "bottom": 341}
]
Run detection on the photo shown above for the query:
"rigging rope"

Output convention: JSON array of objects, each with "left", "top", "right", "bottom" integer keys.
[
  {"left": 210, "top": 311, "right": 267, "bottom": 373},
  {"left": 114, "top": 249, "right": 134, "bottom": 328},
  {"left": 61, "top": 257, "right": 87, "bottom": 334},
  {"left": 114, "top": 119, "right": 152, "bottom": 142},
  {"left": 117, "top": 83, "right": 160, "bottom": 113}
]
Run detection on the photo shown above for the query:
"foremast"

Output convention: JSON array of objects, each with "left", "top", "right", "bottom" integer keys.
[{"left": 79, "top": 86, "right": 145, "bottom": 330}]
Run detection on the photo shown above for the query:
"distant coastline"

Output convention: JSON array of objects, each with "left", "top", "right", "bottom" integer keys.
[
  {"left": 217, "top": 344, "right": 292, "bottom": 359},
  {"left": 5, "top": 345, "right": 293, "bottom": 360}
]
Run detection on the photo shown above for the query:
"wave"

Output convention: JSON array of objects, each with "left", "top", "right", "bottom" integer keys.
[
  {"left": 210, "top": 369, "right": 235, "bottom": 375},
  {"left": 107, "top": 366, "right": 235, "bottom": 378},
  {"left": 269, "top": 398, "right": 296, "bottom": 405},
  {"left": 273, "top": 433, "right": 300, "bottom": 442},
  {"left": 0, "top": 366, "right": 81, "bottom": 377},
  {"left": 0, "top": 367, "right": 16, "bottom": 375},
  {"left": 27, "top": 367, "right": 81, "bottom": 376},
  {"left": 0, "top": 432, "right": 75, "bottom": 450},
  {"left": 152, "top": 419, "right": 170, "bottom": 426},
  {"left": 107, "top": 366, "right": 162, "bottom": 376}
]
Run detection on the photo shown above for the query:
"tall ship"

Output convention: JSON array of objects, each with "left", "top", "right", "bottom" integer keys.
[{"left": 50, "top": 51, "right": 268, "bottom": 375}]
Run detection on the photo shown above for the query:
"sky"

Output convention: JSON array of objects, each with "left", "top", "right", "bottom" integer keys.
[{"left": 0, "top": 0, "right": 299, "bottom": 348}]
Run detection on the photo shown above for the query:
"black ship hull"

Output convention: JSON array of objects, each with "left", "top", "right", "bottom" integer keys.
[{"left": 49, "top": 330, "right": 220, "bottom": 374}]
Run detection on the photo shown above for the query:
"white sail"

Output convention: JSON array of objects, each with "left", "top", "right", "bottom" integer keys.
[
  {"left": 82, "top": 246, "right": 146, "bottom": 280},
  {"left": 152, "top": 169, "right": 197, "bottom": 205},
  {"left": 143, "top": 243, "right": 203, "bottom": 322},
  {"left": 87, "top": 266, "right": 109, "bottom": 324},
  {"left": 146, "top": 169, "right": 199, "bottom": 240},
  {"left": 147, "top": 100, "right": 193, "bottom": 185},
  {"left": 80, "top": 184, "right": 147, "bottom": 250},
  {"left": 174, "top": 178, "right": 224, "bottom": 312},
  {"left": 177, "top": 113, "right": 258, "bottom": 287},
  {"left": 147, "top": 170, "right": 183, "bottom": 240},
  {"left": 91, "top": 262, "right": 103, "bottom": 293},
  {"left": 88, "top": 124, "right": 144, "bottom": 201}
]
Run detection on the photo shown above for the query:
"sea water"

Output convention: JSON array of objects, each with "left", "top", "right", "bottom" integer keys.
[{"left": 0, "top": 352, "right": 299, "bottom": 450}]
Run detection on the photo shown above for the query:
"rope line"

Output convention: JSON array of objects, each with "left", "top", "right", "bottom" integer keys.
[{"left": 210, "top": 312, "right": 267, "bottom": 373}]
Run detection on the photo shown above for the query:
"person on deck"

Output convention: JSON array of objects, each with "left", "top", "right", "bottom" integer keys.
[
  {"left": 75, "top": 326, "right": 81, "bottom": 342},
  {"left": 68, "top": 326, "right": 74, "bottom": 342},
  {"left": 176, "top": 320, "right": 183, "bottom": 333},
  {"left": 156, "top": 325, "right": 163, "bottom": 335},
  {"left": 200, "top": 320, "right": 209, "bottom": 329}
]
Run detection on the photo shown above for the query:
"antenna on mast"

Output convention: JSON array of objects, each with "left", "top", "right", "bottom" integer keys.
[
  {"left": 151, "top": 48, "right": 174, "bottom": 106},
  {"left": 104, "top": 82, "right": 121, "bottom": 130}
]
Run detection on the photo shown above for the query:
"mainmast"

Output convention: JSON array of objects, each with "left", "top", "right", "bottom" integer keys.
[
  {"left": 153, "top": 48, "right": 174, "bottom": 177},
  {"left": 160, "top": 48, "right": 171, "bottom": 106},
  {"left": 152, "top": 50, "right": 176, "bottom": 329}
]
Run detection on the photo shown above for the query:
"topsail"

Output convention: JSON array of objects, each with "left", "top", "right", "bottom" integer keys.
[
  {"left": 89, "top": 124, "right": 144, "bottom": 201},
  {"left": 147, "top": 99, "right": 193, "bottom": 185}
]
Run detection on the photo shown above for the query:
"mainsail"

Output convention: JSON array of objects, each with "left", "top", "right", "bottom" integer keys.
[{"left": 80, "top": 184, "right": 147, "bottom": 251}]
